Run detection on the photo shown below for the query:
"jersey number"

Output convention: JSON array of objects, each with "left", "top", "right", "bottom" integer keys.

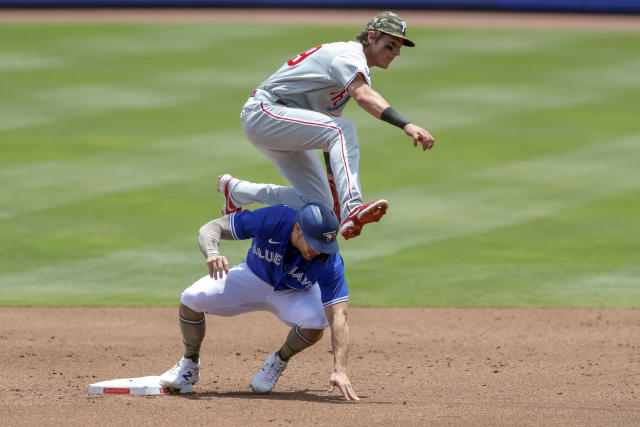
[{"left": 287, "top": 45, "right": 322, "bottom": 66}]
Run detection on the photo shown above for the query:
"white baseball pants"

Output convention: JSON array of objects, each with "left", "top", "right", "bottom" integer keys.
[
  {"left": 238, "top": 91, "right": 363, "bottom": 221},
  {"left": 180, "top": 262, "right": 329, "bottom": 330}
]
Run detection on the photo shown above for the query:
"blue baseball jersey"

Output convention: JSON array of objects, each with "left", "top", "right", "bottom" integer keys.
[{"left": 228, "top": 205, "right": 348, "bottom": 307}]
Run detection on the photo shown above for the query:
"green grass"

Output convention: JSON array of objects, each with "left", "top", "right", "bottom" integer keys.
[{"left": 1, "top": 22, "right": 639, "bottom": 307}]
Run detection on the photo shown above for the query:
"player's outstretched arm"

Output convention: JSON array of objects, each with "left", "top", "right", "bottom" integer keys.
[
  {"left": 198, "top": 215, "right": 234, "bottom": 279},
  {"left": 348, "top": 75, "right": 434, "bottom": 151},
  {"left": 348, "top": 74, "right": 390, "bottom": 118},
  {"left": 324, "top": 301, "right": 360, "bottom": 401}
]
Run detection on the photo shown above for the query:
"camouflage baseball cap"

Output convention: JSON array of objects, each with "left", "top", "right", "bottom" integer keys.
[{"left": 365, "top": 11, "right": 415, "bottom": 47}]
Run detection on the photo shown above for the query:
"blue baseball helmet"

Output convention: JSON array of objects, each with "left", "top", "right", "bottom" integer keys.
[{"left": 295, "top": 202, "right": 340, "bottom": 254}]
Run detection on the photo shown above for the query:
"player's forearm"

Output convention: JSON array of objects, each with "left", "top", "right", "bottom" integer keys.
[
  {"left": 326, "top": 303, "right": 350, "bottom": 373},
  {"left": 355, "top": 89, "right": 390, "bottom": 119},
  {"left": 352, "top": 85, "right": 412, "bottom": 130},
  {"left": 348, "top": 76, "right": 390, "bottom": 119},
  {"left": 331, "top": 319, "right": 350, "bottom": 374},
  {"left": 198, "top": 216, "right": 233, "bottom": 257}
]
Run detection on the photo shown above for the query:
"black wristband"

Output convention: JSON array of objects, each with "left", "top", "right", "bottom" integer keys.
[{"left": 381, "top": 107, "right": 410, "bottom": 129}]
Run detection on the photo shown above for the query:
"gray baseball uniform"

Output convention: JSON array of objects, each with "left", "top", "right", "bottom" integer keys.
[{"left": 234, "top": 41, "right": 371, "bottom": 222}]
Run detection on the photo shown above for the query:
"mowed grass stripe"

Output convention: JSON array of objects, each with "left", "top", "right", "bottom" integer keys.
[
  {"left": 0, "top": 23, "right": 291, "bottom": 131},
  {"left": 348, "top": 191, "right": 640, "bottom": 307},
  {"left": 0, "top": 234, "right": 251, "bottom": 306},
  {"left": 0, "top": 86, "right": 201, "bottom": 132},
  {"left": 0, "top": 52, "right": 65, "bottom": 72},
  {"left": 0, "top": 130, "right": 263, "bottom": 219},
  {"left": 342, "top": 132, "right": 640, "bottom": 261}
]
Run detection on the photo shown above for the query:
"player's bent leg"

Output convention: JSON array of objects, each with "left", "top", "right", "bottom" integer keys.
[
  {"left": 268, "top": 282, "right": 329, "bottom": 330},
  {"left": 278, "top": 326, "right": 324, "bottom": 361},
  {"left": 242, "top": 100, "right": 344, "bottom": 152},
  {"left": 179, "top": 304, "right": 205, "bottom": 364},
  {"left": 320, "top": 119, "right": 391, "bottom": 239},
  {"left": 241, "top": 100, "right": 348, "bottom": 210},
  {"left": 257, "top": 148, "right": 334, "bottom": 209},
  {"left": 181, "top": 264, "right": 271, "bottom": 317},
  {"left": 228, "top": 175, "right": 308, "bottom": 209},
  {"left": 326, "top": 118, "right": 362, "bottom": 221},
  {"left": 250, "top": 284, "right": 328, "bottom": 393},
  {"left": 162, "top": 265, "right": 271, "bottom": 390},
  {"left": 322, "top": 117, "right": 391, "bottom": 239},
  {"left": 159, "top": 304, "right": 204, "bottom": 390},
  {"left": 251, "top": 327, "right": 324, "bottom": 394}
]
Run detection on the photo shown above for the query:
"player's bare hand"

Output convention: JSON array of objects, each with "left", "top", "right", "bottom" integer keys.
[
  {"left": 404, "top": 123, "right": 434, "bottom": 151},
  {"left": 328, "top": 371, "right": 359, "bottom": 401},
  {"left": 206, "top": 254, "right": 229, "bottom": 279}
]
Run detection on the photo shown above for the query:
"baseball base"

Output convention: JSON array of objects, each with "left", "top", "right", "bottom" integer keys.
[{"left": 88, "top": 375, "right": 192, "bottom": 395}]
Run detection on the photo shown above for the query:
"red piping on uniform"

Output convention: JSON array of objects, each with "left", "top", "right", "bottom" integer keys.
[{"left": 259, "top": 102, "right": 355, "bottom": 216}]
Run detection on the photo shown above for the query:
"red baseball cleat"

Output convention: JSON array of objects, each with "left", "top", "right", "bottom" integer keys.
[
  {"left": 217, "top": 174, "right": 242, "bottom": 215},
  {"left": 340, "top": 199, "right": 389, "bottom": 239}
]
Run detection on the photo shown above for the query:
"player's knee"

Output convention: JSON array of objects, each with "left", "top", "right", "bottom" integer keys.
[
  {"left": 300, "top": 193, "right": 333, "bottom": 212},
  {"left": 298, "top": 327, "right": 324, "bottom": 344},
  {"left": 297, "top": 316, "right": 329, "bottom": 331},
  {"left": 180, "top": 289, "right": 205, "bottom": 315},
  {"left": 179, "top": 303, "right": 204, "bottom": 322},
  {"left": 337, "top": 120, "right": 357, "bottom": 141},
  {"left": 320, "top": 193, "right": 334, "bottom": 210},
  {"left": 342, "top": 120, "right": 357, "bottom": 134}
]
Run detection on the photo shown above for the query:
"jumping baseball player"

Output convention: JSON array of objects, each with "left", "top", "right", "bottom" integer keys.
[
  {"left": 159, "top": 201, "right": 359, "bottom": 401},
  {"left": 223, "top": 11, "right": 434, "bottom": 239}
]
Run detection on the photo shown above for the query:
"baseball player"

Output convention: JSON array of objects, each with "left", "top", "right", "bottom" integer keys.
[
  {"left": 223, "top": 11, "right": 434, "bottom": 239},
  {"left": 159, "top": 201, "right": 359, "bottom": 401}
]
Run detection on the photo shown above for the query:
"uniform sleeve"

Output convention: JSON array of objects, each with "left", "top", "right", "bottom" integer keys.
[
  {"left": 319, "top": 254, "right": 349, "bottom": 307},
  {"left": 328, "top": 50, "right": 370, "bottom": 89},
  {"left": 230, "top": 205, "right": 291, "bottom": 241}
]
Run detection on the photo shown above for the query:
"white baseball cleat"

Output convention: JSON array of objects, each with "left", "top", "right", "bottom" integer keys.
[
  {"left": 159, "top": 357, "right": 200, "bottom": 390},
  {"left": 218, "top": 173, "right": 242, "bottom": 216},
  {"left": 251, "top": 351, "right": 287, "bottom": 393},
  {"left": 340, "top": 199, "right": 389, "bottom": 239}
]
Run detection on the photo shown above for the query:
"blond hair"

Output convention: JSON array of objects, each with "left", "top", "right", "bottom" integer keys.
[{"left": 355, "top": 30, "right": 386, "bottom": 47}]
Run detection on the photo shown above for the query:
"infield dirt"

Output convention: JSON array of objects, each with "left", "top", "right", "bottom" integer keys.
[{"left": 2, "top": 306, "right": 639, "bottom": 425}]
